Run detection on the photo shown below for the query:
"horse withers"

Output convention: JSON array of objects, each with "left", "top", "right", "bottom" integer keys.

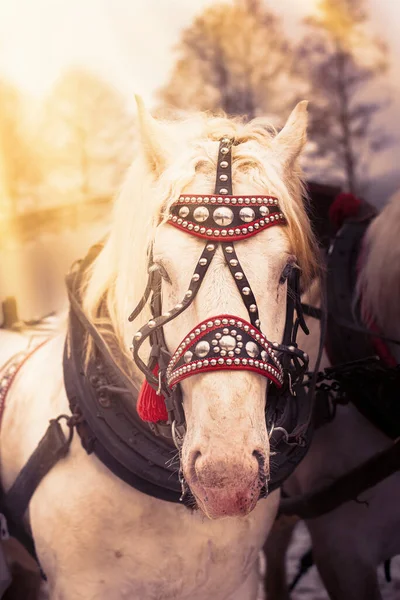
[{"left": 0, "top": 100, "right": 319, "bottom": 599}]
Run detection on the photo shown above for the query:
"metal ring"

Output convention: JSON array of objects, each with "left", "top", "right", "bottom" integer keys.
[{"left": 171, "top": 420, "right": 185, "bottom": 449}]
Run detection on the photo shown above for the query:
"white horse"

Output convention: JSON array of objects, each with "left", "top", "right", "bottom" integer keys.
[
  {"left": 268, "top": 190, "right": 400, "bottom": 600},
  {"left": 0, "top": 99, "right": 319, "bottom": 599}
]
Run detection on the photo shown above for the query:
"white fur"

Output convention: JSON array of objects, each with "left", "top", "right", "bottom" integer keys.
[
  {"left": 0, "top": 102, "right": 318, "bottom": 599},
  {"left": 282, "top": 190, "right": 400, "bottom": 600}
]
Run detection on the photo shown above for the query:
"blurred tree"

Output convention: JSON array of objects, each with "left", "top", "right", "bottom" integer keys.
[
  {"left": 298, "top": 0, "right": 390, "bottom": 193},
  {"left": 158, "top": 0, "right": 298, "bottom": 120},
  {"left": 0, "top": 80, "right": 42, "bottom": 216},
  {"left": 43, "top": 69, "right": 134, "bottom": 202}
]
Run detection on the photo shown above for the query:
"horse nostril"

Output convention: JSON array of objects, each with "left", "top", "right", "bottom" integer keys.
[{"left": 190, "top": 450, "right": 202, "bottom": 480}]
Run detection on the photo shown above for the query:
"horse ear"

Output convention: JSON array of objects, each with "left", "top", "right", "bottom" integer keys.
[
  {"left": 135, "top": 95, "right": 171, "bottom": 176},
  {"left": 273, "top": 101, "right": 308, "bottom": 167}
]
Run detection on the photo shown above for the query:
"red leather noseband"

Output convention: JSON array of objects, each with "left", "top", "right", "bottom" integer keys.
[{"left": 166, "top": 314, "right": 283, "bottom": 388}]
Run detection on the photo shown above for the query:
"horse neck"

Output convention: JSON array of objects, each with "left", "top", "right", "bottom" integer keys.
[{"left": 357, "top": 205, "right": 400, "bottom": 364}]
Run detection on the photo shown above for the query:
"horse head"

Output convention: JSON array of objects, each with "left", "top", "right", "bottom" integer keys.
[{"left": 83, "top": 99, "right": 318, "bottom": 519}]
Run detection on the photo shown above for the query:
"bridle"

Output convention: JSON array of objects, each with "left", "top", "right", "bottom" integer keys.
[{"left": 129, "top": 137, "right": 312, "bottom": 495}]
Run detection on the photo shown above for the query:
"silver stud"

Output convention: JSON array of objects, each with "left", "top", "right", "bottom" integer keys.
[
  {"left": 234, "top": 348, "right": 241, "bottom": 354},
  {"left": 199, "top": 258, "right": 207, "bottom": 266},
  {"left": 206, "top": 244, "right": 215, "bottom": 251},
  {"left": 255, "top": 319, "right": 260, "bottom": 327},
  {"left": 249, "top": 304, "right": 257, "bottom": 312},
  {"left": 242, "top": 287, "right": 251, "bottom": 295},
  {"left": 220, "top": 350, "right": 226, "bottom": 357},
  {"left": 218, "top": 358, "right": 224, "bottom": 365},
  {"left": 134, "top": 332, "right": 142, "bottom": 341},
  {"left": 235, "top": 272, "right": 244, "bottom": 280},
  {"left": 211, "top": 339, "right": 218, "bottom": 346},
  {"left": 220, "top": 160, "right": 228, "bottom": 168},
  {"left": 148, "top": 320, "right": 156, "bottom": 328},
  {"left": 221, "top": 147, "right": 229, "bottom": 154},
  {"left": 219, "top": 335, "right": 236, "bottom": 351},
  {"left": 229, "top": 259, "right": 238, "bottom": 267},
  {"left": 195, "top": 341, "right": 210, "bottom": 358},
  {"left": 211, "top": 359, "right": 217, "bottom": 366},
  {"left": 225, "top": 246, "right": 234, "bottom": 253},
  {"left": 185, "top": 290, "right": 193, "bottom": 298},
  {"left": 184, "top": 351, "right": 193, "bottom": 363},
  {"left": 206, "top": 229, "right": 213, "bottom": 235},
  {"left": 219, "top": 174, "right": 228, "bottom": 181},
  {"left": 246, "top": 341, "right": 259, "bottom": 358},
  {"left": 175, "top": 303, "right": 183, "bottom": 310},
  {"left": 239, "top": 207, "right": 255, "bottom": 222},
  {"left": 213, "top": 347, "right": 220, "bottom": 353},
  {"left": 219, "top": 188, "right": 228, "bottom": 195},
  {"left": 179, "top": 206, "right": 190, "bottom": 218},
  {"left": 193, "top": 206, "right": 209, "bottom": 222},
  {"left": 213, "top": 206, "right": 233, "bottom": 226},
  {"left": 192, "top": 274, "right": 200, "bottom": 281},
  {"left": 163, "top": 312, "right": 171, "bottom": 318},
  {"left": 215, "top": 333, "right": 222, "bottom": 339},
  {"left": 260, "top": 205, "right": 269, "bottom": 216},
  {"left": 261, "top": 350, "right": 268, "bottom": 361}
]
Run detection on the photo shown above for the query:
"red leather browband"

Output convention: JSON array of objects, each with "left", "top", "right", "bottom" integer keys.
[{"left": 168, "top": 195, "right": 285, "bottom": 241}]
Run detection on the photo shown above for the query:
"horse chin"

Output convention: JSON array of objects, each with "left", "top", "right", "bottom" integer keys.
[{"left": 190, "top": 482, "right": 262, "bottom": 519}]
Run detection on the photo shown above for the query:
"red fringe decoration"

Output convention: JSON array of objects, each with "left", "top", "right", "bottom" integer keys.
[
  {"left": 329, "top": 193, "right": 362, "bottom": 232},
  {"left": 137, "top": 364, "right": 168, "bottom": 423}
]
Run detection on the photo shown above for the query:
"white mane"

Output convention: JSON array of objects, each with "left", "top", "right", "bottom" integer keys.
[
  {"left": 81, "top": 112, "right": 319, "bottom": 377},
  {"left": 357, "top": 189, "right": 400, "bottom": 339}
]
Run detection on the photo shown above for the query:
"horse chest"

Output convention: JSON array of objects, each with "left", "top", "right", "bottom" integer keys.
[{"left": 30, "top": 446, "right": 278, "bottom": 599}]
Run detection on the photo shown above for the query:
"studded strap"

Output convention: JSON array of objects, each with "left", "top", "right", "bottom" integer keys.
[
  {"left": 215, "top": 136, "right": 233, "bottom": 195},
  {"left": 222, "top": 243, "right": 260, "bottom": 328}
]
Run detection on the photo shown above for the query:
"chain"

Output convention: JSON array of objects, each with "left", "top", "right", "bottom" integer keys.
[{"left": 302, "top": 356, "right": 400, "bottom": 428}]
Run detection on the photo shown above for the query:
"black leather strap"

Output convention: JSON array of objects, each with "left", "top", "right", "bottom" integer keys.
[
  {"left": 3, "top": 419, "right": 71, "bottom": 523},
  {"left": 215, "top": 137, "right": 233, "bottom": 195},
  {"left": 222, "top": 243, "right": 260, "bottom": 327}
]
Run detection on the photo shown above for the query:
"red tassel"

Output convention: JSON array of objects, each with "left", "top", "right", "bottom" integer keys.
[
  {"left": 329, "top": 193, "right": 362, "bottom": 232},
  {"left": 137, "top": 365, "right": 168, "bottom": 423}
]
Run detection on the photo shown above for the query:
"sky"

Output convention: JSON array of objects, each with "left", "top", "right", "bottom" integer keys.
[{"left": 0, "top": 0, "right": 399, "bottom": 194}]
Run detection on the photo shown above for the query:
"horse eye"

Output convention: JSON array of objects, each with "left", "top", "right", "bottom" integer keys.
[{"left": 279, "top": 262, "right": 293, "bottom": 284}]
